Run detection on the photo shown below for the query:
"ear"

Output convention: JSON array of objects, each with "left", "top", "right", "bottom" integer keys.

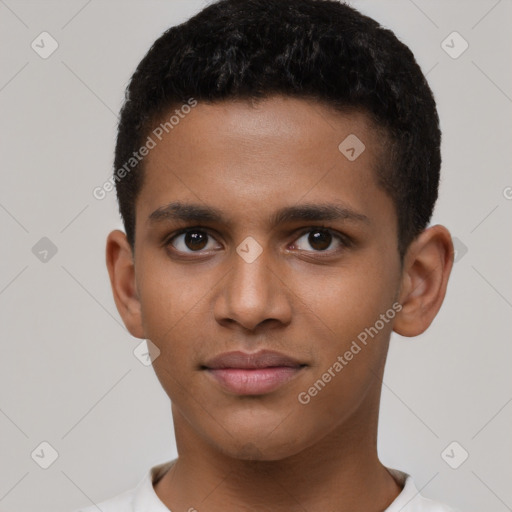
[
  {"left": 105, "top": 230, "right": 145, "bottom": 339},
  {"left": 394, "top": 225, "right": 454, "bottom": 337}
]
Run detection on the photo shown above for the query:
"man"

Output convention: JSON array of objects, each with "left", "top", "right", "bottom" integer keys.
[{"left": 80, "top": 0, "right": 457, "bottom": 510}]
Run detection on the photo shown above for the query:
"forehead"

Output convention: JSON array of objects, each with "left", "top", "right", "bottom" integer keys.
[
  {"left": 145, "top": 96, "right": 380, "bottom": 170},
  {"left": 136, "top": 96, "right": 393, "bottom": 231}
]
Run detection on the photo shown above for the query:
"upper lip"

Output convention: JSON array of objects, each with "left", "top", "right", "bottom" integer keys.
[{"left": 203, "top": 350, "right": 305, "bottom": 370}]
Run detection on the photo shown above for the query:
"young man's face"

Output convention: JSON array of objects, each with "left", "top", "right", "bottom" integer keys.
[{"left": 122, "top": 96, "right": 406, "bottom": 459}]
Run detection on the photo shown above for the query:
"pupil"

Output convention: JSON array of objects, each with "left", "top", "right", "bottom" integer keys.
[
  {"left": 308, "top": 230, "right": 331, "bottom": 251},
  {"left": 185, "top": 231, "right": 207, "bottom": 250}
]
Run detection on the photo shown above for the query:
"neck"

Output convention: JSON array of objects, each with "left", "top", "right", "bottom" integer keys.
[{"left": 155, "top": 391, "right": 402, "bottom": 511}]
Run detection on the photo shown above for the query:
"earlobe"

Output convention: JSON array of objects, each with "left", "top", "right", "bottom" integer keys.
[
  {"left": 105, "top": 230, "right": 145, "bottom": 339},
  {"left": 394, "top": 225, "right": 454, "bottom": 337}
]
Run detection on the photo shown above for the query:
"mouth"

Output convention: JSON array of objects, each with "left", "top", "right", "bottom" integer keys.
[{"left": 202, "top": 350, "right": 307, "bottom": 395}]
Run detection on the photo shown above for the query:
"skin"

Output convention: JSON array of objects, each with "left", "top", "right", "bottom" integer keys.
[{"left": 106, "top": 96, "right": 453, "bottom": 512}]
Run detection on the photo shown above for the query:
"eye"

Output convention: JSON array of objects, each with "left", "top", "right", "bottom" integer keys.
[
  {"left": 167, "top": 229, "right": 221, "bottom": 253},
  {"left": 292, "top": 228, "right": 346, "bottom": 252}
]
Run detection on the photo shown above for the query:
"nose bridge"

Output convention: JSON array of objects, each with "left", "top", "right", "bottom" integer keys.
[{"left": 216, "top": 245, "right": 290, "bottom": 331}]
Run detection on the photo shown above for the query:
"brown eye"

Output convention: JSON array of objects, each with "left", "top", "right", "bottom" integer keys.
[
  {"left": 184, "top": 231, "right": 208, "bottom": 250},
  {"left": 308, "top": 230, "right": 332, "bottom": 251},
  {"left": 293, "top": 228, "right": 345, "bottom": 253},
  {"left": 169, "top": 230, "right": 219, "bottom": 253}
]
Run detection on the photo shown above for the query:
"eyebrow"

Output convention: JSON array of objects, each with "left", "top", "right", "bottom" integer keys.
[{"left": 147, "top": 201, "right": 370, "bottom": 227}]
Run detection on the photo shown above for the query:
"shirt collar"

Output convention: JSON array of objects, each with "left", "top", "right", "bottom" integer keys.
[
  {"left": 131, "top": 460, "right": 417, "bottom": 512},
  {"left": 132, "top": 459, "right": 177, "bottom": 511}
]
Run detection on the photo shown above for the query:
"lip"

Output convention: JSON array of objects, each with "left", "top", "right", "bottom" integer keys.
[{"left": 203, "top": 350, "right": 306, "bottom": 395}]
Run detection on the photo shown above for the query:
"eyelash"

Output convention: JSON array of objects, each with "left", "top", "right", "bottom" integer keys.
[{"left": 164, "top": 226, "right": 351, "bottom": 257}]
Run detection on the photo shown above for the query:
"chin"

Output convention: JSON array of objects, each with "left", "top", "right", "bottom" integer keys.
[
  {"left": 222, "top": 440, "right": 300, "bottom": 462},
  {"left": 209, "top": 421, "right": 311, "bottom": 462}
]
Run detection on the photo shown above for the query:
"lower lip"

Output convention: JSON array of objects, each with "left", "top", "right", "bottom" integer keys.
[{"left": 206, "top": 366, "right": 304, "bottom": 395}]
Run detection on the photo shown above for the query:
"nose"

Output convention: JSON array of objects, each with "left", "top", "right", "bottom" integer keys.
[{"left": 214, "top": 247, "right": 293, "bottom": 332}]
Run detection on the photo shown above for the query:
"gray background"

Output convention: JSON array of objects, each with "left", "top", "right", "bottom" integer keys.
[{"left": 0, "top": 1, "right": 511, "bottom": 511}]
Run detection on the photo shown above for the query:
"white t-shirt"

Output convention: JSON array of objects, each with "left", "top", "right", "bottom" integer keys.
[{"left": 74, "top": 460, "right": 459, "bottom": 512}]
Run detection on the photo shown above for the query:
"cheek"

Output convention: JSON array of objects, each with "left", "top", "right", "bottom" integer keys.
[
  {"left": 290, "top": 272, "right": 397, "bottom": 435},
  {"left": 136, "top": 254, "right": 197, "bottom": 337},
  {"left": 145, "top": 309, "right": 205, "bottom": 411},
  {"left": 135, "top": 259, "right": 221, "bottom": 389},
  {"left": 292, "top": 256, "right": 399, "bottom": 405},
  {"left": 136, "top": 274, "right": 195, "bottom": 379},
  {"left": 296, "top": 261, "right": 398, "bottom": 347}
]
